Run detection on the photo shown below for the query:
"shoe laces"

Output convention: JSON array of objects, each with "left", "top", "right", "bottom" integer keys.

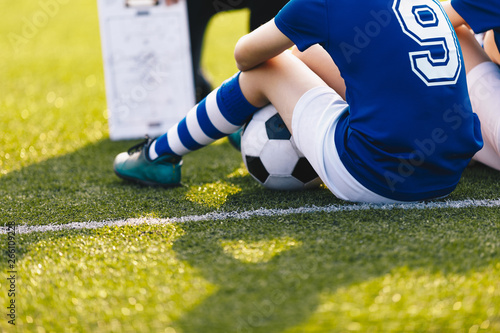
[{"left": 127, "top": 136, "right": 151, "bottom": 155}]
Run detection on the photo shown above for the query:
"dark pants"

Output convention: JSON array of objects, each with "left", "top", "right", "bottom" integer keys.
[{"left": 186, "top": 0, "right": 289, "bottom": 101}]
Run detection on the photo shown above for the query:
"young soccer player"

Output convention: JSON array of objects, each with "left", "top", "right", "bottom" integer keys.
[
  {"left": 442, "top": 0, "right": 500, "bottom": 171},
  {"left": 114, "top": 0, "right": 483, "bottom": 203}
]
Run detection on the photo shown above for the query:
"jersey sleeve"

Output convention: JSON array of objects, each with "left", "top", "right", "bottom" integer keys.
[
  {"left": 450, "top": 0, "right": 500, "bottom": 33},
  {"left": 274, "top": 0, "right": 329, "bottom": 52}
]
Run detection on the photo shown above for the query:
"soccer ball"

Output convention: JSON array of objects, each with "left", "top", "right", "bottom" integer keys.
[{"left": 240, "top": 105, "right": 322, "bottom": 190}]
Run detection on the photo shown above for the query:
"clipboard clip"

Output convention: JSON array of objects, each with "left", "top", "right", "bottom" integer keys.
[{"left": 125, "top": 0, "right": 159, "bottom": 7}]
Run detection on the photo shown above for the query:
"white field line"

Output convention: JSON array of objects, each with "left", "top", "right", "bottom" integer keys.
[{"left": 3, "top": 198, "right": 500, "bottom": 235}]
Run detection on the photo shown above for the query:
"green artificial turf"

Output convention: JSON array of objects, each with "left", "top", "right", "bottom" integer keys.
[
  {"left": 3, "top": 212, "right": 500, "bottom": 332},
  {"left": 1, "top": 1, "right": 500, "bottom": 332}
]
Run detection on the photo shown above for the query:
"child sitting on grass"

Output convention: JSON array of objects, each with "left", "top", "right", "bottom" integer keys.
[{"left": 114, "top": 0, "right": 482, "bottom": 203}]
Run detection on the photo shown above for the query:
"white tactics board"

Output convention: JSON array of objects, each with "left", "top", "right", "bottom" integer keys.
[{"left": 97, "top": 0, "right": 195, "bottom": 140}]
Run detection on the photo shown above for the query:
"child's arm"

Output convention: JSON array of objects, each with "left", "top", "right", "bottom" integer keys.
[{"left": 234, "top": 19, "right": 294, "bottom": 72}]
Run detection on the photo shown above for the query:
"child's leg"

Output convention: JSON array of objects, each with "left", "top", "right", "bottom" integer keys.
[
  {"left": 114, "top": 70, "right": 260, "bottom": 187},
  {"left": 455, "top": 27, "right": 500, "bottom": 170},
  {"left": 151, "top": 72, "right": 259, "bottom": 159},
  {"left": 151, "top": 50, "right": 328, "bottom": 159},
  {"left": 291, "top": 44, "right": 346, "bottom": 100},
  {"left": 114, "top": 51, "right": 330, "bottom": 186}
]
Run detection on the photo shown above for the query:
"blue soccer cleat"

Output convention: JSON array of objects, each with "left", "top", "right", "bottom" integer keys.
[{"left": 113, "top": 137, "right": 182, "bottom": 187}]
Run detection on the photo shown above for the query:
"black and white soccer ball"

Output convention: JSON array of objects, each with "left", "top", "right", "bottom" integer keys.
[{"left": 241, "top": 105, "right": 322, "bottom": 190}]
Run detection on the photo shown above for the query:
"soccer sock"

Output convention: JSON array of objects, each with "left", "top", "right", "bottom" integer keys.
[{"left": 150, "top": 72, "right": 259, "bottom": 159}]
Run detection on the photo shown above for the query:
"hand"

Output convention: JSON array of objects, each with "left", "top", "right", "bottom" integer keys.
[{"left": 165, "top": 0, "right": 181, "bottom": 5}]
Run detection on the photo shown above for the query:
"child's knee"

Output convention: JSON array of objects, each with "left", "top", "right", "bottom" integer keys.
[{"left": 484, "top": 30, "right": 500, "bottom": 65}]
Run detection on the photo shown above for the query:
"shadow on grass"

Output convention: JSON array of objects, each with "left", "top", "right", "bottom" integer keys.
[
  {"left": 4, "top": 206, "right": 499, "bottom": 332},
  {"left": 0, "top": 139, "right": 499, "bottom": 331},
  {"left": 170, "top": 209, "right": 500, "bottom": 332},
  {"left": 0, "top": 138, "right": 336, "bottom": 226}
]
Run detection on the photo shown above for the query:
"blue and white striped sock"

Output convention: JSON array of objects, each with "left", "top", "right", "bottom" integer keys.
[{"left": 150, "top": 72, "right": 259, "bottom": 159}]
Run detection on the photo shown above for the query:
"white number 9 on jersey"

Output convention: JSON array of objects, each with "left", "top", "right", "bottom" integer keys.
[{"left": 392, "top": 0, "right": 462, "bottom": 86}]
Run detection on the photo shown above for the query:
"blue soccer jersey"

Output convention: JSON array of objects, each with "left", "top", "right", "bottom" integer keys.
[
  {"left": 275, "top": 0, "right": 483, "bottom": 201},
  {"left": 451, "top": 0, "right": 500, "bottom": 53}
]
